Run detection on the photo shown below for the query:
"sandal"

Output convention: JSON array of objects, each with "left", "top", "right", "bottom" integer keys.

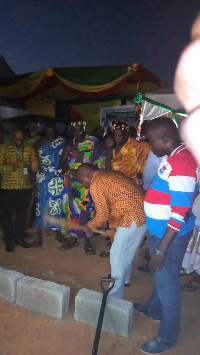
[
  {"left": 55, "top": 231, "right": 69, "bottom": 244},
  {"left": 181, "top": 280, "right": 200, "bottom": 292},
  {"left": 84, "top": 245, "right": 96, "bottom": 255},
  {"left": 32, "top": 236, "right": 42, "bottom": 247},
  {"left": 59, "top": 241, "right": 79, "bottom": 250},
  {"left": 99, "top": 251, "right": 110, "bottom": 257},
  {"left": 24, "top": 232, "right": 34, "bottom": 240}
]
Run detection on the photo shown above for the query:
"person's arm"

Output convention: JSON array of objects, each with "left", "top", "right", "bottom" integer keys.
[
  {"left": 91, "top": 141, "right": 106, "bottom": 170},
  {"left": 44, "top": 178, "right": 111, "bottom": 235},
  {"left": 149, "top": 170, "right": 196, "bottom": 271},
  {"left": 59, "top": 143, "right": 70, "bottom": 174},
  {"left": 143, "top": 151, "right": 162, "bottom": 190},
  {"left": 30, "top": 145, "right": 39, "bottom": 173},
  {"left": 105, "top": 148, "right": 113, "bottom": 170},
  {"left": 43, "top": 215, "right": 112, "bottom": 236},
  {"left": 27, "top": 146, "right": 38, "bottom": 195},
  {"left": 149, "top": 228, "right": 178, "bottom": 272},
  {"left": 87, "top": 189, "right": 110, "bottom": 230}
]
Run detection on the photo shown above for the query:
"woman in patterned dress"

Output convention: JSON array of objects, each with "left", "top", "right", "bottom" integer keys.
[{"left": 32, "top": 123, "right": 65, "bottom": 247}]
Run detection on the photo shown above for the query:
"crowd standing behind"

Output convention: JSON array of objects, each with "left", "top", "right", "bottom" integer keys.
[{"left": 0, "top": 110, "right": 199, "bottom": 355}]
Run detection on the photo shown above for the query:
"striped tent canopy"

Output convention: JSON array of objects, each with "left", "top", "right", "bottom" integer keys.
[{"left": 0, "top": 62, "right": 166, "bottom": 130}]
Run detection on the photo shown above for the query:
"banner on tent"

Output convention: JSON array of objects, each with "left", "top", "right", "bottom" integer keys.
[{"left": 100, "top": 105, "right": 135, "bottom": 130}]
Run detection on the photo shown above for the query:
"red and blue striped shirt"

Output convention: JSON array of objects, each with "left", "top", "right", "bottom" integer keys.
[{"left": 144, "top": 144, "right": 199, "bottom": 238}]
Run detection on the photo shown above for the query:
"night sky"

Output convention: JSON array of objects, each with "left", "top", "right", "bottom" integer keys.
[{"left": 0, "top": 0, "right": 199, "bottom": 85}]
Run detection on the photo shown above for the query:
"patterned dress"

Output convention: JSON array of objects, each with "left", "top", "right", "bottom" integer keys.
[
  {"left": 182, "top": 194, "right": 200, "bottom": 274},
  {"left": 112, "top": 138, "right": 150, "bottom": 183},
  {"left": 36, "top": 136, "right": 65, "bottom": 230},
  {"left": 62, "top": 136, "right": 105, "bottom": 238}
]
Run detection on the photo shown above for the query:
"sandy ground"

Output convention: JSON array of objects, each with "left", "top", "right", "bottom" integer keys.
[{"left": 0, "top": 228, "right": 199, "bottom": 355}]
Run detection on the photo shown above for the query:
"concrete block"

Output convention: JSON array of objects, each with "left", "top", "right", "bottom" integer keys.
[
  {"left": 0, "top": 267, "right": 24, "bottom": 302},
  {"left": 16, "top": 276, "right": 70, "bottom": 319},
  {"left": 74, "top": 288, "right": 133, "bottom": 337}
]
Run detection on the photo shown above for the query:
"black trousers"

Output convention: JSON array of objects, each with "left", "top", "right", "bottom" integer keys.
[{"left": 1, "top": 189, "right": 32, "bottom": 244}]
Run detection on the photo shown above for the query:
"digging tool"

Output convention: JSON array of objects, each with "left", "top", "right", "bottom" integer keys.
[{"left": 92, "top": 274, "right": 115, "bottom": 355}]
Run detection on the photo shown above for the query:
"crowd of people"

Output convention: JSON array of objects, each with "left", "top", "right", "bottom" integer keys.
[
  {"left": 43, "top": 115, "right": 199, "bottom": 354},
  {"left": 0, "top": 114, "right": 199, "bottom": 354},
  {"left": 0, "top": 118, "right": 150, "bottom": 255}
]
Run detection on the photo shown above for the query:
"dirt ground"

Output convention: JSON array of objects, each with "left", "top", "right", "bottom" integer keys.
[{"left": 0, "top": 228, "right": 199, "bottom": 355}]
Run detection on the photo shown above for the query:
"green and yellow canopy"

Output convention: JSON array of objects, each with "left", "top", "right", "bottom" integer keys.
[{"left": 0, "top": 63, "right": 165, "bottom": 128}]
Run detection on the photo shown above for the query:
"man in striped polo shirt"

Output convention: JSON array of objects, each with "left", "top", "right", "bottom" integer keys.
[{"left": 134, "top": 117, "right": 198, "bottom": 354}]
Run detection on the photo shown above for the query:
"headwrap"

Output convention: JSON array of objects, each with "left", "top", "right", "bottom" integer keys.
[{"left": 112, "top": 120, "right": 129, "bottom": 131}]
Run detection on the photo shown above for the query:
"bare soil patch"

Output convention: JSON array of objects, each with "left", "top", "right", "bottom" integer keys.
[{"left": 0, "top": 229, "right": 199, "bottom": 355}]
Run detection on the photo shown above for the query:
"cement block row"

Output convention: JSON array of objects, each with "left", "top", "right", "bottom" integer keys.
[
  {"left": 0, "top": 266, "right": 24, "bottom": 302},
  {"left": 0, "top": 267, "right": 70, "bottom": 319},
  {"left": 74, "top": 288, "right": 133, "bottom": 337},
  {"left": 16, "top": 277, "right": 70, "bottom": 319},
  {"left": 0, "top": 267, "right": 133, "bottom": 336}
]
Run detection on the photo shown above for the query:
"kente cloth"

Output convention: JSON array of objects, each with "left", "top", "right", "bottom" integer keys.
[
  {"left": 36, "top": 136, "right": 65, "bottom": 230},
  {"left": 0, "top": 140, "right": 37, "bottom": 189},
  {"left": 62, "top": 136, "right": 106, "bottom": 238},
  {"left": 112, "top": 138, "right": 150, "bottom": 183}
]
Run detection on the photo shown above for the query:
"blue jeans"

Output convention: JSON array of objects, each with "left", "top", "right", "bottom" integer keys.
[{"left": 146, "top": 232, "right": 192, "bottom": 343}]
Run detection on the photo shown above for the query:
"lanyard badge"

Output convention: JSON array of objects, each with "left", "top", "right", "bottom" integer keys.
[{"left": 23, "top": 167, "right": 28, "bottom": 175}]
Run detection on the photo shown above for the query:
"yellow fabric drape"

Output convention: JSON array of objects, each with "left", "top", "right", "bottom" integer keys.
[
  {"left": 25, "top": 95, "right": 55, "bottom": 117},
  {"left": 0, "top": 71, "right": 46, "bottom": 98},
  {"left": 54, "top": 72, "right": 130, "bottom": 93}
]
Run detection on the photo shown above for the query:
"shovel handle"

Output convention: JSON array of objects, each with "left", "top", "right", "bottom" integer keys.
[
  {"left": 92, "top": 275, "right": 115, "bottom": 355},
  {"left": 101, "top": 274, "right": 115, "bottom": 295},
  {"left": 101, "top": 276, "right": 115, "bottom": 283}
]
